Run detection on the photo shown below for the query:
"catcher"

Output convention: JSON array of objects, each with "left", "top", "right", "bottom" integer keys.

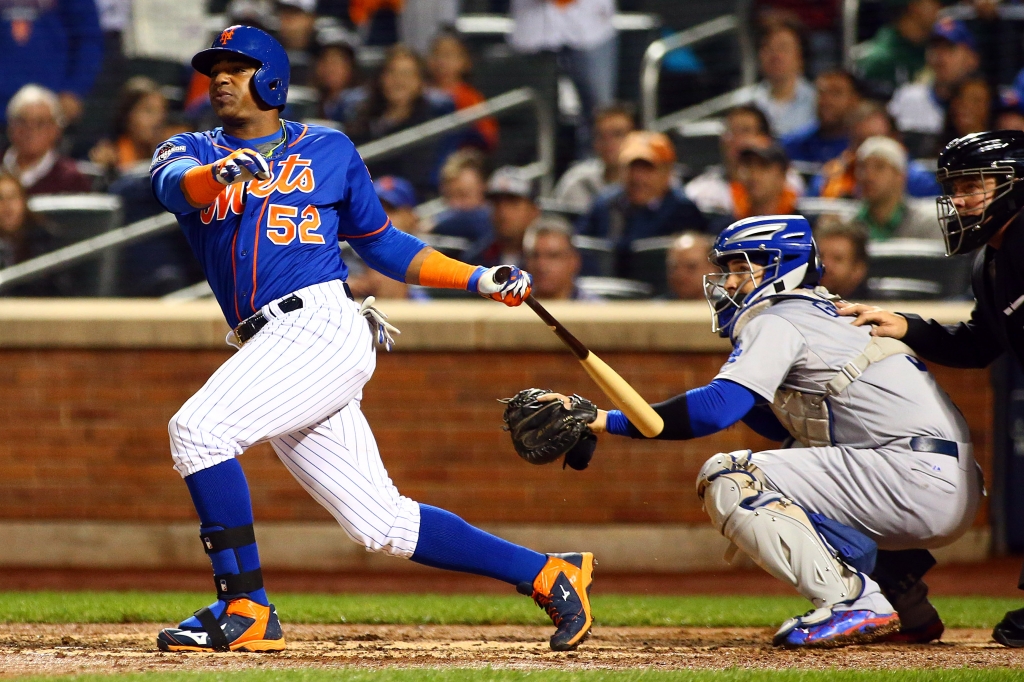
[{"left": 503, "top": 214, "right": 983, "bottom": 648}]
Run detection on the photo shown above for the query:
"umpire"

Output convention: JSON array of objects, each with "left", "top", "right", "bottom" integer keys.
[{"left": 841, "top": 130, "right": 1024, "bottom": 647}]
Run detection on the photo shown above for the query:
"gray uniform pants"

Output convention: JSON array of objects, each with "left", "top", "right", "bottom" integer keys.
[{"left": 751, "top": 439, "right": 983, "bottom": 551}]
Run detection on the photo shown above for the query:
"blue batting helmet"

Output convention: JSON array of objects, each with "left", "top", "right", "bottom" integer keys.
[
  {"left": 702, "top": 215, "right": 821, "bottom": 338},
  {"left": 192, "top": 25, "right": 290, "bottom": 109}
]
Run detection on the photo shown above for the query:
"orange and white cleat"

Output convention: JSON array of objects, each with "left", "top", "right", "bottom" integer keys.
[
  {"left": 518, "top": 552, "right": 595, "bottom": 651},
  {"left": 157, "top": 598, "right": 285, "bottom": 652}
]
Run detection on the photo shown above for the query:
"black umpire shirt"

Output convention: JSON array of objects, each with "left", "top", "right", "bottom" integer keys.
[{"left": 898, "top": 212, "right": 1024, "bottom": 587}]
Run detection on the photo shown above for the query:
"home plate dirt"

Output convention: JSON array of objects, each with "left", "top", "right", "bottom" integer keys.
[{"left": 0, "top": 624, "right": 1022, "bottom": 676}]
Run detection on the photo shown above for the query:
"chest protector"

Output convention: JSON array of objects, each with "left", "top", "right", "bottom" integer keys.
[{"left": 731, "top": 288, "right": 917, "bottom": 447}]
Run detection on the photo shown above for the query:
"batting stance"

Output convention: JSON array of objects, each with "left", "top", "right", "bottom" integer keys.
[
  {"left": 506, "top": 215, "right": 982, "bottom": 647},
  {"left": 149, "top": 26, "right": 594, "bottom": 653}
]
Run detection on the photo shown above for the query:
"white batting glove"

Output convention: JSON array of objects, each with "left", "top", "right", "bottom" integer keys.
[
  {"left": 213, "top": 148, "right": 271, "bottom": 185},
  {"left": 359, "top": 296, "right": 401, "bottom": 352},
  {"left": 474, "top": 265, "right": 532, "bottom": 307}
]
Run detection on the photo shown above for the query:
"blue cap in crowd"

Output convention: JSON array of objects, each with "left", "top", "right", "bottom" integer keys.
[
  {"left": 931, "top": 17, "right": 977, "bottom": 52},
  {"left": 1000, "top": 68, "right": 1024, "bottom": 115},
  {"left": 373, "top": 176, "right": 417, "bottom": 209}
]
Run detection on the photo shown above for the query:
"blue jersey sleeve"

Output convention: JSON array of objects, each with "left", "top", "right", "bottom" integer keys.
[
  {"left": 349, "top": 224, "right": 429, "bottom": 281},
  {"left": 337, "top": 147, "right": 392, "bottom": 240},
  {"left": 150, "top": 135, "right": 205, "bottom": 215},
  {"left": 339, "top": 144, "right": 428, "bottom": 281},
  {"left": 606, "top": 379, "right": 757, "bottom": 440}
]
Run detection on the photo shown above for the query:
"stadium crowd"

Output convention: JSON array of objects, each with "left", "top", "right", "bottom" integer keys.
[{"left": 0, "top": 0, "right": 1017, "bottom": 302}]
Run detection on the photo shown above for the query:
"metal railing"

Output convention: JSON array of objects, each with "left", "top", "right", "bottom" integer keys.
[
  {"left": 0, "top": 87, "right": 554, "bottom": 295},
  {"left": 640, "top": 4, "right": 757, "bottom": 130}
]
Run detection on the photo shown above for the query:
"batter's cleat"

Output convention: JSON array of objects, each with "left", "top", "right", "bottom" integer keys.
[
  {"left": 883, "top": 615, "right": 944, "bottom": 644},
  {"left": 157, "top": 598, "right": 285, "bottom": 652},
  {"left": 518, "top": 552, "right": 595, "bottom": 651},
  {"left": 773, "top": 608, "right": 900, "bottom": 648},
  {"left": 993, "top": 607, "right": 1024, "bottom": 647}
]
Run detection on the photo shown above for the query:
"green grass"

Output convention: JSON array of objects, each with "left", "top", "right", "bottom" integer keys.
[
  {"left": 13, "top": 669, "right": 1024, "bottom": 682},
  {"left": 0, "top": 592, "right": 1016, "bottom": 628}
]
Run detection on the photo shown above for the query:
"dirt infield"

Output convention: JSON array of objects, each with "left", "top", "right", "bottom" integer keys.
[{"left": 0, "top": 624, "right": 1022, "bottom": 676}]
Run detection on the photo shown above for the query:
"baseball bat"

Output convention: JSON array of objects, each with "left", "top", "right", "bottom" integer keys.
[{"left": 493, "top": 267, "right": 665, "bottom": 437}]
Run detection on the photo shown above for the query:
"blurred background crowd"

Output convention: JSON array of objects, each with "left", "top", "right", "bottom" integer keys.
[{"left": 0, "top": 0, "right": 1014, "bottom": 303}]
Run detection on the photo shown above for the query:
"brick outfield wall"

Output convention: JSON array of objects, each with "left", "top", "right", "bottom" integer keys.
[{"left": 0, "top": 350, "right": 993, "bottom": 526}]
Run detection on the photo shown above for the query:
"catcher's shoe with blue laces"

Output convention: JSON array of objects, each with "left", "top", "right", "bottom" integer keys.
[
  {"left": 774, "top": 607, "right": 900, "bottom": 648},
  {"left": 518, "top": 552, "right": 595, "bottom": 651},
  {"left": 157, "top": 598, "right": 285, "bottom": 652}
]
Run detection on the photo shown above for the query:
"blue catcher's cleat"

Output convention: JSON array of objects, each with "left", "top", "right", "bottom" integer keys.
[
  {"left": 773, "top": 607, "right": 900, "bottom": 648},
  {"left": 518, "top": 552, "right": 595, "bottom": 651},
  {"left": 157, "top": 598, "right": 285, "bottom": 652}
]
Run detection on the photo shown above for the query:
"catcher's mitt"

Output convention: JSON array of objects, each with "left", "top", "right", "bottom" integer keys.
[{"left": 500, "top": 388, "right": 598, "bottom": 470}]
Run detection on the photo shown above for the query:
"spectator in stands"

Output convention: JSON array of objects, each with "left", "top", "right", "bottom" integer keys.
[
  {"left": 685, "top": 105, "right": 805, "bottom": 226},
  {"left": 0, "top": 0, "right": 103, "bottom": 124},
  {"left": 428, "top": 30, "right": 498, "bottom": 152},
  {"left": 3, "top": 85, "right": 91, "bottom": 195},
  {"left": 856, "top": 0, "right": 940, "bottom": 97},
  {"left": 432, "top": 149, "right": 493, "bottom": 250},
  {"left": 813, "top": 101, "right": 940, "bottom": 198},
  {"left": 850, "top": 136, "right": 940, "bottom": 241},
  {"left": 347, "top": 45, "right": 457, "bottom": 197},
  {"left": 373, "top": 175, "right": 420, "bottom": 234},
  {"left": 313, "top": 29, "right": 361, "bottom": 122},
  {"left": 664, "top": 231, "right": 713, "bottom": 301},
  {"left": 467, "top": 166, "right": 539, "bottom": 267},
  {"left": 349, "top": 0, "right": 402, "bottom": 46},
  {"left": 554, "top": 102, "right": 636, "bottom": 215},
  {"left": 888, "top": 18, "right": 980, "bottom": 156},
  {"left": 523, "top": 216, "right": 594, "bottom": 301},
  {"left": 782, "top": 69, "right": 861, "bottom": 164},
  {"left": 277, "top": 0, "right": 319, "bottom": 85},
  {"left": 734, "top": 141, "right": 798, "bottom": 219},
  {"left": 88, "top": 77, "right": 168, "bottom": 176},
  {"left": 579, "top": 131, "right": 706, "bottom": 277},
  {"left": 509, "top": 0, "right": 617, "bottom": 155},
  {"left": 815, "top": 214, "right": 869, "bottom": 299},
  {"left": 996, "top": 68, "right": 1024, "bottom": 132},
  {"left": 0, "top": 172, "right": 48, "bottom": 269},
  {"left": 752, "top": 17, "right": 816, "bottom": 136},
  {"left": 942, "top": 76, "right": 993, "bottom": 147}
]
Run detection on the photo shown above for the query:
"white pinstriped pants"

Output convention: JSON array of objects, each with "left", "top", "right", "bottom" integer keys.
[{"left": 169, "top": 280, "right": 421, "bottom": 558}]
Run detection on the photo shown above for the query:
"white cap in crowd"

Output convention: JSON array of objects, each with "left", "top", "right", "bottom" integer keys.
[{"left": 856, "top": 136, "right": 908, "bottom": 174}]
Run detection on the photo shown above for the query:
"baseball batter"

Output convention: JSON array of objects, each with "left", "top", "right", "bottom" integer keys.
[
  {"left": 520, "top": 215, "right": 983, "bottom": 647},
  {"left": 148, "top": 26, "right": 594, "bottom": 653}
]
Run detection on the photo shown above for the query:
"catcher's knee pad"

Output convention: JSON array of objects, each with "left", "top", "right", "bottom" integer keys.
[{"left": 698, "top": 454, "right": 862, "bottom": 609}]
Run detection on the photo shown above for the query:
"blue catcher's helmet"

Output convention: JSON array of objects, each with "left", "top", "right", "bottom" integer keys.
[
  {"left": 703, "top": 215, "right": 822, "bottom": 338},
  {"left": 192, "top": 25, "right": 290, "bottom": 109}
]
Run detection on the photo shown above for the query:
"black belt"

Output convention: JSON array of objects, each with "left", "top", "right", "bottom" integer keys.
[
  {"left": 233, "top": 283, "right": 355, "bottom": 345},
  {"left": 235, "top": 295, "right": 304, "bottom": 344},
  {"left": 909, "top": 437, "right": 959, "bottom": 460}
]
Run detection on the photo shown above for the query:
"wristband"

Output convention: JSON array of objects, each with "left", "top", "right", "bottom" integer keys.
[{"left": 605, "top": 410, "right": 631, "bottom": 436}]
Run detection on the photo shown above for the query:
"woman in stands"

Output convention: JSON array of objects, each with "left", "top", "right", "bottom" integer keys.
[
  {"left": 346, "top": 44, "right": 458, "bottom": 197},
  {"left": 89, "top": 77, "right": 168, "bottom": 176},
  {"left": 428, "top": 29, "right": 498, "bottom": 152},
  {"left": 0, "top": 172, "right": 52, "bottom": 291}
]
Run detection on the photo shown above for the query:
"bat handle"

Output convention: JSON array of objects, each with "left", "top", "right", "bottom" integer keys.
[{"left": 492, "top": 265, "right": 512, "bottom": 285}]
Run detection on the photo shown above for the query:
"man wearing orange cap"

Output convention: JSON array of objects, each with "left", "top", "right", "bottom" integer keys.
[{"left": 578, "top": 131, "right": 707, "bottom": 278}]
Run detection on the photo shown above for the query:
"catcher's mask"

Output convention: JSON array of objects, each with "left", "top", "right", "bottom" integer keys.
[
  {"left": 703, "top": 215, "right": 820, "bottom": 339},
  {"left": 935, "top": 131, "right": 1024, "bottom": 255}
]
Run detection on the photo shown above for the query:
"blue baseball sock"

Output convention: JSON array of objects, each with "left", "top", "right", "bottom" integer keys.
[
  {"left": 183, "top": 459, "right": 269, "bottom": 612},
  {"left": 410, "top": 504, "right": 548, "bottom": 586}
]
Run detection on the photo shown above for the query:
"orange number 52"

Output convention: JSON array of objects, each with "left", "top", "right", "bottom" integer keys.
[{"left": 267, "top": 204, "right": 324, "bottom": 245}]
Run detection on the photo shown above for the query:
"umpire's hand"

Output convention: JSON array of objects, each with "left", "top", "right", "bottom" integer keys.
[{"left": 836, "top": 301, "right": 909, "bottom": 339}]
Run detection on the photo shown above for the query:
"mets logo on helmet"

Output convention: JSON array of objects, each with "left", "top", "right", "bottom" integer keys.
[{"left": 218, "top": 28, "right": 236, "bottom": 45}]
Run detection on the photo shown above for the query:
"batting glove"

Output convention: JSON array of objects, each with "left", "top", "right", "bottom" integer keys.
[
  {"left": 359, "top": 296, "right": 401, "bottom": 352},
  {"left": 213, "top": 148, "right": 271, "bottom": 185},
  {"left": 473, "top": 264, "right": 532, "bottom": 306}
]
